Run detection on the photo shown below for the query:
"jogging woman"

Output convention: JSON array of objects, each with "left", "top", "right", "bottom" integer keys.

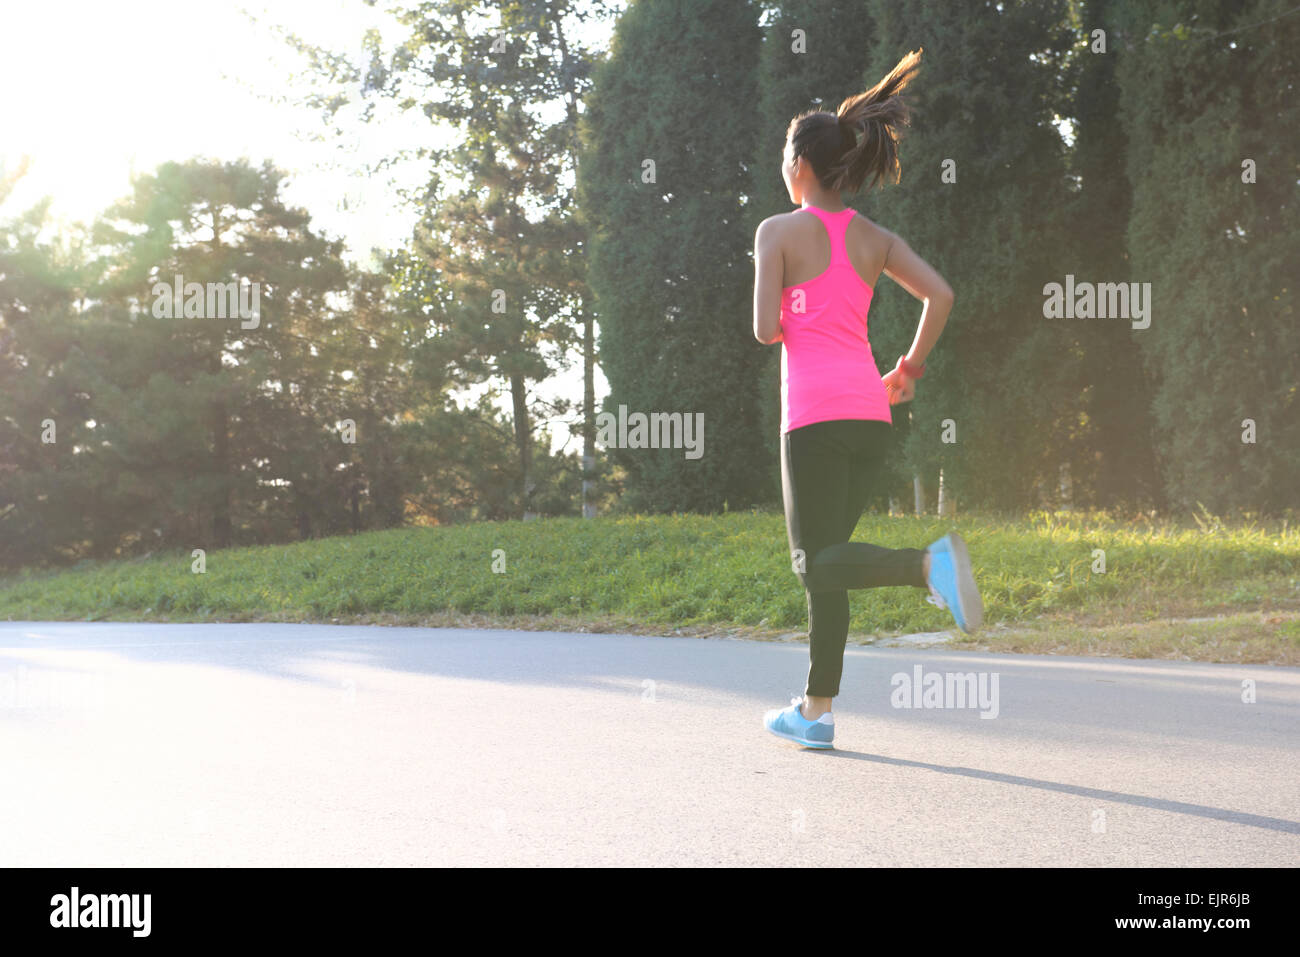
[{"left": 751, "top": 48, "right": 983, "bottom": 749}]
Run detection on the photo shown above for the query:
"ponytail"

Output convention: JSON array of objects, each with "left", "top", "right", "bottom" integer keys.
[{"left": 787, "top": 47, "right": 923, "bottom": 195}]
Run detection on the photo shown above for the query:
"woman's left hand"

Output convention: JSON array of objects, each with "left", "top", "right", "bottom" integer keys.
[{"left": 881, "top": 368, "right": 914, "bottom": 404}]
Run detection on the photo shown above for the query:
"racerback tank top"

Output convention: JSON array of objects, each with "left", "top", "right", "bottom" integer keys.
[{"left": 779, "top": 204, "right": 892, "bottom": 433}]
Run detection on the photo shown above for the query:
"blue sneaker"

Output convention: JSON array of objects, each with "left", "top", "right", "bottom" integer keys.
[
  {"left": 924, "top": 531, "right": 983, "bottom": 633},
  {"left": 763, "top": 696, "right": 835, "bottom": 749}
]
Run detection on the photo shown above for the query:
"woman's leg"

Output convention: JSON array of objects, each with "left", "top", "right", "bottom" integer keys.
[
  {"left": 781, "top": 421, "right": 852, "bottom": 708},
  {"left": 781, "top": 420, "right": 929, "bottom": 710},
  {"left": 807, "top": 421, "right": 929, "bottom": 594}
]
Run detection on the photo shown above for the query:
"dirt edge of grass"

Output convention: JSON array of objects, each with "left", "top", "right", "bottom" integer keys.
[{"left": 9, "top": 607, "right": 1298, "bottom": 666}]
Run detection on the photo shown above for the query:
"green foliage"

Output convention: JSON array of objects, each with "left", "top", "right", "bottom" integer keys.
[
  {"left": 346, "top": 0, "right": 608, "bottom": 519},
  {"left": 0, "top": 158, "right": 590, "bottom": 569},
  {"left": 1, "top": 509, "right": 1295, "bottom": 638},
  {"left": 579, "top": 0, "right": 771, "bottom": 513},
  {"left": 1059, "top": 0, "right": 1165, "bottom": 509},
  {"left": 1113, "top": 0, "right": 1300, "bottom": 514},
  {"left": 5, "top": 0, "right": 1298, "bottom": 580},
  {"left": 862, "top": 0, "right": 1076, "bottom": 511}
]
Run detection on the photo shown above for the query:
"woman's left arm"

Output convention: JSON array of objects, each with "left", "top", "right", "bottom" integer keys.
[{"left": 752, "top": 217, "right": 783, "bottom": 345}]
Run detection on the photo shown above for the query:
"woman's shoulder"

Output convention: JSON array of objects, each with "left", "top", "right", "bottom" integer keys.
[
  {"left": 847, "top": 211, "right": 890, "bottom": 239},
  {"left": 761, "top": 209, "right": 835, "bottom": 242},
  {"left": 759, "top": 210, "right": 807, "bottom": 231},
  {"left": 762, "top": 209, "right": 894, "bottom": 247},
  {"left": 846, "top": 214, "right": 897, "bottom": 259}
]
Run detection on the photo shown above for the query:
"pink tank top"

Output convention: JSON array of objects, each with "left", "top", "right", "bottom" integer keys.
[{"left": 779, "top": 205, "right": 892, "bottom": 433}]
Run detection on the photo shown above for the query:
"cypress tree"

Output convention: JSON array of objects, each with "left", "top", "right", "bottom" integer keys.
[
  {"left": 579, "top": 0, "right": 767, "bottom": 513},
  {"left": 1064, "top": 0, "right": 1165, "bottom": 511},
  {"left": 864, "top": 0, "right": 1075, "bottom": 513},
  {"left": 1114, "top": 0, "right": 1300, "bottom": 515}
]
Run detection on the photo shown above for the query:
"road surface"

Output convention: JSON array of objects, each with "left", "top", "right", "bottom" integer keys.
[{"left": 1, "top": 621, "right": 1296, "bottom": 866}]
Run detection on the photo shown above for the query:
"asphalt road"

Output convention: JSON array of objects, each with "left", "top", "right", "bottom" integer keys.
[{"left": 1, "top": 621, "right": 1296, "bottom": 866}]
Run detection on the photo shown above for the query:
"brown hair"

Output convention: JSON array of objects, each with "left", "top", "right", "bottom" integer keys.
[{"left": 786, "top": 47, "right": 923, "bottom": 194}]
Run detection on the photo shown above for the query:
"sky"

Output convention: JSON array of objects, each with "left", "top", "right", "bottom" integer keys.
[
  {"left": 0, "top": 0, "right": 617, "bottom": 455},
  {"left": 0, "top": 0, "right": 431, "bottom": 262}
]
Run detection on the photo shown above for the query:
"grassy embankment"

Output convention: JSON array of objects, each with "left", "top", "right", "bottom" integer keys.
[{"left": 2, "top": 509, "right": 1297, "bottom": 664}]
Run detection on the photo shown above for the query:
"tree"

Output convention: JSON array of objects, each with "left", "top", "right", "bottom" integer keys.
[
  {"left": 864, "top": 0, "right": 1075, "bottom": 512},
  {"left": 0, "top": 166, "right": 101, "bottom": 566},
  {"left": 1060, "top": 0, "right": 1164, "bottom": 511},
  {"left": 1114, "top": 0, "right": 1300, "bottom": 514},
  {"left": 579, "top": 0, "right": 770, "bottom": 513},
  {"left": 277, "top": 0, "right": 612, "bottom": 519},
  {"left": 91, "top": 159, "right": 352, "bottom": 548}
]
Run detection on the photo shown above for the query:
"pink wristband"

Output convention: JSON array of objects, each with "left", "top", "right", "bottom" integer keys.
[{"left": 897, "top": 355, "right": 925, "bottom": 379}]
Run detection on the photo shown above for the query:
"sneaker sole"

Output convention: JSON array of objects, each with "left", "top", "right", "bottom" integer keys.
[
  {"left": 946, "top": 531, "right": 984, "bottom": 633},
  {"left": 764, "top": 722, "right": 834, "bottom": 749}
]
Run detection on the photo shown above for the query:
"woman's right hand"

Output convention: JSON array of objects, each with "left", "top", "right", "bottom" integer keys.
[{"left": 881, "top": 367, "right": 915, "bottom": 405}]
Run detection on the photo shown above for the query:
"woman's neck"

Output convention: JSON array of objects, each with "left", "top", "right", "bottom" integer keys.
[{"left": 801, "top": 189, "right": 847, "bottom": 212}]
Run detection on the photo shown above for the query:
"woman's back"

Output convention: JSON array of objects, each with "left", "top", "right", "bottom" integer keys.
[
  {"left": 779, "top": 206, "right": 890, "bottom": 289},
  {"left": 778, "top": 205, "right": 893, "bottom": 433}
]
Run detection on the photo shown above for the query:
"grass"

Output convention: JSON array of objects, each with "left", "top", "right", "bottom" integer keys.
[{"left": 2, "top": 509, "right": 1298, "bottom": 664}]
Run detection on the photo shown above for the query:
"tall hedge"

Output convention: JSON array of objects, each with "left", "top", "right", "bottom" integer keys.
[{"left": 578, "top": 0, "right": 768, "bottom": 513}]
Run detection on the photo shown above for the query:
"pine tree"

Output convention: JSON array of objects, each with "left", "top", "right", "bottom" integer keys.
[
  {"left": 280, "top": 0, "right": 610, "bottom": 519},
  {"left": 89, "top": 159, "right": 354, "bottom": 550}
]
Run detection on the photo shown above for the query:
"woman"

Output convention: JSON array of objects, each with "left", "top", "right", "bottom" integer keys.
[{"left": 752, "top": 48, "right": 983, "bottom": 749}]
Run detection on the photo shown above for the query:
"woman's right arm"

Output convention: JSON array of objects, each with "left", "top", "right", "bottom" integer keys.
[{"left": 881, "top": 230, "right": 953, "bottom": 373}]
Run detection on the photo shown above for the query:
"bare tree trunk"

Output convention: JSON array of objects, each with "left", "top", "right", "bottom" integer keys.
[
  {"left": 208, "top": 208, "right": 232, "bottom": 549},
  {"left": 556, "top": 19, "right": 596, "bottom": 520},
  {"left": 1058, "top": 461, "right": 1073, "bottom": 511},
  {"left": 582, "top": 312, "right": 595, "bottom": 518},
  {"left": 510, "top": 371, "right": 535, "bottom": 519},
  {"left": 211, "top": 393, "right": 232, "bottom": 548}
]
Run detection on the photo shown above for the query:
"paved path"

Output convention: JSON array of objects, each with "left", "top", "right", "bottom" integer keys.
[{"left": 1, "top": 622, "right": 1296, "bottom": 866}]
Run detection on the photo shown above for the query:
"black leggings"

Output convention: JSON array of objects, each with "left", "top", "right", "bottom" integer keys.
[{"left": 780, "top": 418, "right": 928, "bottom": 699}]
